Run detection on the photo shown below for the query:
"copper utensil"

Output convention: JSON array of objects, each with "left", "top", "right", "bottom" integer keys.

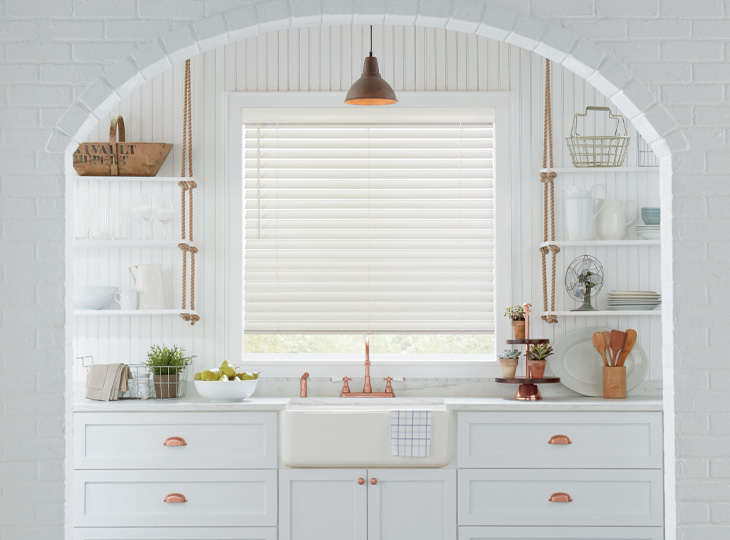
[
  {"left": 609, "top": 330, "right": 626, "bottom": 367},
  {"left": 592, "top": 332, "right": 609, "bottom": 367},
  {"left": 616, "top": 329, "right": 637, "bottom": 367}
]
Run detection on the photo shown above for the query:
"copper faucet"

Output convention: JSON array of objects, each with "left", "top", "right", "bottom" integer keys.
[
  {"left": 299, "top": 372, "right": 309, "bottom": 398},
  {"left": 336, "top": 336, "right": 404, "bottom": 398}
]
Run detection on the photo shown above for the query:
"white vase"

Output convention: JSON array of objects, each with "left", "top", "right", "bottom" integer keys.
[{"left": 594, "top": 199, "right": 637, "bottom": 241}]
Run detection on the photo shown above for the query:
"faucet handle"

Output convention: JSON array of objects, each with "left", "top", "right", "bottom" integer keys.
[
  {"left": 383, "top": 377, "right": 405, "bottom": 394},
  {"left": 331, "top": 376, "right": 352, "bottom": 394}
]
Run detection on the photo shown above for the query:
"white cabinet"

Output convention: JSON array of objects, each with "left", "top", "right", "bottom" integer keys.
[
  {"left": 458, "top": 527, "right": 664, "bottom": 540},
  {"left": 74, "top": 528, "right": 277, "bottom": 540},
  {"left": 279, "top": 468, "right": 456, "bottom": 540},
  {"left": 458, "top": 412, "right": 663, "bottom": 469}
]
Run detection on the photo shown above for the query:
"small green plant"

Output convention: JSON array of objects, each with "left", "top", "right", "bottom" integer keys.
[
  {"left": 498, "top": 349, "right": 522, "bottom": 359},
  {"left": 527, "top": 344, "right": 553, "bottom": 360},
  {"left": 145, "top": 344, "right": 191, "bottom": 375},
  {"left": 504, "top": 305, "right": 525, "bottom": 321}
]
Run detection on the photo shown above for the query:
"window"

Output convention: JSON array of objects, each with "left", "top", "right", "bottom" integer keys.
[{"left": 226, "top": 93, "right": 510, "bottom": 376}]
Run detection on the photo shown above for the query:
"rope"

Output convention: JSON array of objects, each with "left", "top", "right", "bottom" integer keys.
[
  {"left": 178, "top": 59, "right": 199, "bottom": 325},
  {"left": 541, "top": 58, "right": 559, "bottom": 324}
]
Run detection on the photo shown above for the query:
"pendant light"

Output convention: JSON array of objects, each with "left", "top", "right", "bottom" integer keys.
[{"left": 345, "top": 26, "right": 398, "bottom": 105}]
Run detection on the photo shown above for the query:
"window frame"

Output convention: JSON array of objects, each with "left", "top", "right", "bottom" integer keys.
[{"left": 225, "top": 92, "right": 511, "bottom": 379}]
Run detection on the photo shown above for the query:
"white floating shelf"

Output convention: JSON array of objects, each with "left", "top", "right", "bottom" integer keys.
[
  {"left": 540, "top": 240, "right": 660, "bottom": 248},
  {"left": 72, "top": 240, "right": 196, "bottom": 249},
  {"left": 543, "top": 310, "right": 661, "bottom": 317},
  {"left": 540, "top": 167, "right": 659, "bottom": 173},
  {"left": 73, "top": 176, "right": 197, "bottom": 183},
  {"left": 74, "top": 309, "right": 198, "bottom": 316}
]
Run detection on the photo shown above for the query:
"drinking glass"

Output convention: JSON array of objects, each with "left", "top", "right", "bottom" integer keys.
[
  {"left": 132, "top": 196, "right": 155, "bottom": 240},
  {"left": 155, "top": 197, "right": 174, "bottom": 240},
  {"left": 74, "top": 209, "right": 90, "bottom": 240}
]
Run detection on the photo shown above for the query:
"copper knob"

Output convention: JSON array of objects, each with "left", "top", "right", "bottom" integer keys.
[
  {"left": 357, "top": 478, "right": 365, "bottom": 485},
  {"left": 548, "top": 492, "right": 573, "bottom": 503},
  {"left": 370, "top": 478, "right": 377, "bottom": 485}
]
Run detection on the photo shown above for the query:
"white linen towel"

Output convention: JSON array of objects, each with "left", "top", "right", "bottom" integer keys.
[
  {"left": 85, "top": 363, "right": 132, "bottom": 401},
  {"left": 390, "top": 410, "right": 431, "bottom": 457}
]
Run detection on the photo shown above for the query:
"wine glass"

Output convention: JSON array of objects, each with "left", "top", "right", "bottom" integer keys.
[
  {"left": 132, "top": 196, "right": 154, "bottom": 240},
  {"left": 155, "top": 197, "right": 174, "bottom": 240}
]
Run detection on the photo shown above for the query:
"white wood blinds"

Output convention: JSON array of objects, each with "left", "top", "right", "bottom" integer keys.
[{"left": 243, "top": 122, "right": 495, "bottom": 334}]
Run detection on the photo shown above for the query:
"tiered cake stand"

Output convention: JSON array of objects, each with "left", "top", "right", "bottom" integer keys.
[{"left": 495, "top": 304, "right": 560, "bottom": 401}]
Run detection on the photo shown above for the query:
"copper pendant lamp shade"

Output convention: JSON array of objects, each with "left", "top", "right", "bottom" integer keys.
[{"left": 345, "top": 27, "right": 397, "bottom": 106}]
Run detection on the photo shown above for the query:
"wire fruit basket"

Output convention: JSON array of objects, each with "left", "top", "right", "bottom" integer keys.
[{"left": 566, "top": 106, "right": 630, "bottom": 168}]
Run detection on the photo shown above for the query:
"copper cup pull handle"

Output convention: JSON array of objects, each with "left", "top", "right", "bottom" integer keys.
[
  {"left": 163, "top": 436, "right": 187, "bottom": 447},
  {"left": 548, "top": 434, "right": 572, "bottom": 445},
  {"left": 548, "top": 492, "right": 573, "bottom": 503},
  {"left": 370, "top": 478, "right": 377, "bottom": 485},
  {"left": 357, "top": 478, "right": 365, "bottom": 485},
  {"left": 163, "top": 493, "right": 187, "bottom": 503}
]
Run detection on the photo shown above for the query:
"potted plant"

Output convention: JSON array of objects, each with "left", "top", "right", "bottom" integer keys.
[
  {"left": 526, "top": 344, "right": 553, "bottom": 379},
  {"left": 497, "top": 349, "right": 521, "bottom": 378},
  {"left": 145, "top": 344, "right": 191, "bottom": 399},
  {"left": 504, "top": 305, "right": 526, "bottom": 339}
]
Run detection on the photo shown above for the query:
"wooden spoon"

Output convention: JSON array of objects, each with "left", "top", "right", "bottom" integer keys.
[
  {"left": 601, "top": 331, "right": 612, "bottom": 358},
  {"left": 609, "top": 330, "right": 626, "bottom": 367},
  {"left": 616, "top": 329, "right": 637, "bottom": 367},
  {"left": 592, "top": 332, "right": 609, "bottom": 367}
]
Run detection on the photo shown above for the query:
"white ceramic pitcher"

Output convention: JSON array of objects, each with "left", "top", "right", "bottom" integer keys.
[
  {"left": 594, "top": 198, "right": 638, "bottom": 240},
  {"left": 563, "top": 185, "right": 605, "bottom": 241},
  {"left": 129, "top": 264, "right": 165, "bottom": 310}
]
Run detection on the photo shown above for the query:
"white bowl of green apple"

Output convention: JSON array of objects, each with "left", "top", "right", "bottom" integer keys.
[{"left": 193, "top": 361, "right": 259, "bottom": 402}]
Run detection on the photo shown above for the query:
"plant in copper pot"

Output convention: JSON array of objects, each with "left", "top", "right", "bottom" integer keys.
[
  {"left": 526, "top": 344, "right": 553, "bottom": 379},
  {"left": 504, "top": 305, "right": 526, "bottom": 339},
  {"left": 146, "top": 344, "right": 191, "bottom": 399},
  {"left": 497, "top": 349, "right": 521, "bottom": 378}
]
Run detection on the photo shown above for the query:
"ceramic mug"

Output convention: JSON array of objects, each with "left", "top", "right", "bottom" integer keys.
[{"left": 114, "top": 289, "right": 138, "bottom": 310}]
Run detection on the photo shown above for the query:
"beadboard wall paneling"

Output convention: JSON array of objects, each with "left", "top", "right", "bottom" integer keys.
[{"left": 74, "top": 25, "right": 661, "bottom": 381}]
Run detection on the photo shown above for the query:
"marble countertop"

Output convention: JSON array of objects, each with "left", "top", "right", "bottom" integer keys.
[{"left": 73, "top": 394, "right": 663, "bottom": 412}]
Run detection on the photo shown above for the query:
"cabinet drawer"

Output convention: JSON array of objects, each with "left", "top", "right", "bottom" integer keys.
[
  {"left": 74, "top": 412, "right": 277, "bottom": 469},
  {"left": 458, "top": 469, "right": 663, "bottom": 527},
  {"left": 74, "top": 470, "right": 277, "bottom": 527},
  {"left": 74, "top": 528, "right": 277, "bottom": 540},
  {"left": 458, "top": 412, "right": 662, "bottom": 469},
  {"left": 458, "top": 527, "right": 663, "bottom": 540}
]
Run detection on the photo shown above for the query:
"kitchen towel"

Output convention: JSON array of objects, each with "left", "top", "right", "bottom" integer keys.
[
  {"left": 85, "top": 363, "right": 132, "bottom": 401},
  {"left": 390, "top": 410, "right": 431, "bottom": 457}
]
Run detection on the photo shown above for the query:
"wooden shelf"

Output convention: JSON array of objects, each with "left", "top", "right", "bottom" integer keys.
[
  {"left": 73, "top": 176, "right": 196, "bottom": 183},
  {"left": 540, "top": 240, "right": 660, "bottom": 248},
  {"left": 542, "top": 310, "right": 661, "bottom": 317},
  {"left": 540, "top": 167, "right": 659, "bottom": 173},
  {"left": 74, "top": 309, "right": 198, "bottom": 316},
  {"left": 72, "top": 240, "right": 197, "bottom": 249}
]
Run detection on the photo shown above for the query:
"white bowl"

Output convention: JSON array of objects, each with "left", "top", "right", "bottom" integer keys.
[
  {"left": 74, "top": 285, "right": 118, "bottom": 310},
  {"left": 194, "top": 379, "right": 258, "bottom": 402}
]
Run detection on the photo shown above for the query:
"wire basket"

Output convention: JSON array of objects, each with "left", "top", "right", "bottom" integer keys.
[
  {"left": 637, "top": 133, "right": 659, "bottom": 167},
  {"left": 566, "top": 106, "right": 630, "bottom": 168},
  {"left": 80, "top": 356, "right": 187, "bottom": 399},
  {"left": 148, "top": 366, "right": 189, "bottom": 399}
]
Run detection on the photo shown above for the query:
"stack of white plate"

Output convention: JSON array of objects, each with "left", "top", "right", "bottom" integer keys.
[
  {"left": 607, "top": 290, "right": 661, "bottom": 311},
  {"left": 635, "top": 224, "right": 660, "bottom": 240}
]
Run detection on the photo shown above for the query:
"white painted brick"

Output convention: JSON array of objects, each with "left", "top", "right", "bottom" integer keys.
[
  {"left": 256, "top": 0, "right": 291, "bottom": 33},
  {"left": 598, "top": 40, "right": 659, "bottom": 60},
  {"left": 662, "top": 40, "right": 724, "bottom": 61},
  {"left": 0, "top": 150, "right": 35, "bottom": 173},
  {"left": 46, "top": 131, "right": 74, "bottom": 153},
  {"left": 565, "top": 19, "right": 628, "bottom": 39},
  {"left": 78, "top": 78, "right": 121, "bottom": 119},
  {"left": 612, "top": 79, "right": 657, "bottom": 119},
  {"left": 130, "top": 40, "right": 171, "bottom": 81},
  {"left": 0, "top": 64, "right": 39, "bottom": 82},
  {"left": 446, "top": 0, "right": 485, "bottom": 33},
  {"left": 6, "top": 42, "right": 71, "bottom": 61},
  {"left": 225, "top": 5, "right": 259, "bottom": 41},
  {"left": 505, "top": 16, "right": 546, "bottom": 51},
  {"left": 628, "top": 18, "right": 692, "bottom": 38},
  {"left": 193, "top": 14, "right": 229, "bottom": 52},
  {"left": 597, "top": 0, "right": 659, "bottom": 17},
  {"left": 384, "top": 0, "right": 418, "bottom": 26},
  {"left": 693, "top": 20, "right": 730, "bottom": 38},
  {"left": 73, "top": 41, "right": 133, "bottom": 63},
  {"left": 0, "top": 20, "right": 38, "bottom": 39},
  {"left": 321, "top": 0, "right": 355, "bottom": 25},
  {"left": 664, "top": 84, "right": 724, "bottom": 104},
  {"left": 534, "top": 25, "right": 577, "bottom": 63},
  {"left": 138, "top": 0, "right": 206, "bottom": 20},
  {"left": 7, "top": 85, "right": 73, "bottom": 107},
  {"left": 629, "top": 61, "right": 691, "bottom": 83},
  {"left": 679, "top": 503, "right": 711, "bottom": 523},
  {"left": 532, "top": 0, "right": 593, "bottom": 17},
  {"left": 416, "top": 0, "right": 450, "bottom": 28},
  {"left": 55, "top": 103, "right": 95, "bottom": 142},
  {"left": 103, "top": 56, "right": 144, "bottom": 96},
  {"left": 475, "top": 5, "right": 516, "bottom": 41},
  {"left": 661, "top": 0, "right": 723, "bottom": 17},
  {"left": 0, "top": 108, "right": 39, "bottom": 127},
  {"left": 0, "top": 197, "right": 36, "bottom": 219},
  {"left": 160, "top": 25, "right": 201, "bottom": 65},
  {"left": 105, "top": 20, "right": 173, "bottom": 41},
  {"left": 679, "top": 459, "right": 710, "bottom": 479},
  {"left": 39, "top": 20, "right": 105, "bottom": 41},
  {"left": 72, "top": 0, "right": 136, "bottom": 18},
  {"left": 7, "top": 0, "right": 71, "bottom": 17},
  {"left": 354, "top": 0, "right": 388, "bottom": 26},
  {"left": 40, "top": 63, "right": 104, "bottom": 84}
]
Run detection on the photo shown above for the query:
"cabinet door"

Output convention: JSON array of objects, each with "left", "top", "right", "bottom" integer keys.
[
  {"left": 368, "top": 469, "right": 457, "bottom": 540},
  {"left": 279, "top": 469, "right": 368, "bottom": 540}
]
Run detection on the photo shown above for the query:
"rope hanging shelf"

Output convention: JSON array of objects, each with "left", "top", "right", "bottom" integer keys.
[{"left": 179, "top": 59, "right": 200, "bottom": 326}]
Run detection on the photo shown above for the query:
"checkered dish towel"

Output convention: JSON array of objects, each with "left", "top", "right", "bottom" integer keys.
[{"left": 390, "top": 410, "right": 431, "bottom": 457}]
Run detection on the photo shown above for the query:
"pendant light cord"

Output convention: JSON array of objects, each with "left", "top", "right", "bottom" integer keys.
[{"left": 369, "top": 25, "right": 373, "bottom": 57}]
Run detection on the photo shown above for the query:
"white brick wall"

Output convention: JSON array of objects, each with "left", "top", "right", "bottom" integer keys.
[{"left": 0, "top": 1, "right": 726, "bottom": 538}]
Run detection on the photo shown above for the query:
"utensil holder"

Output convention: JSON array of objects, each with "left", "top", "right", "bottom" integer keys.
[{"left": 603, "top": 366, "right": 626, "bottom": 399}]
